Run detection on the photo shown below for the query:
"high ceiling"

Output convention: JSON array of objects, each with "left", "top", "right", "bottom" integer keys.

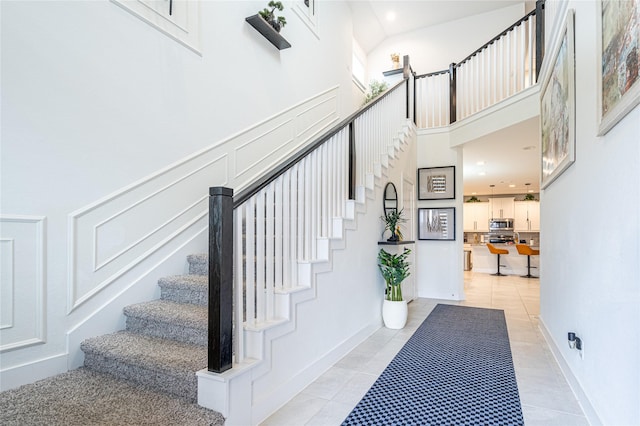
[
  {"left": 347, "top": 0, "right": 525, "bottom": 53},
  {"left": 462, "top": 117, "right": 540, "bottom": 196},
  {"left": 347, "top": 1, "right": 540, "bottom": 196}
]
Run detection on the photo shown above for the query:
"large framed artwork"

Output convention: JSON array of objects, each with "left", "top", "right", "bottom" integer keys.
[
  {"left": 418, "top": 208, "right": 455, "bottom": 241},
  {"left": 417, "top": 166, "right": 455, "bottom": 200},
  {"left": 597, "top": 0, "right": 640, "bottom": 135},
  {"left": 540, "top": 9, "right": 575, "bottom": 189}
]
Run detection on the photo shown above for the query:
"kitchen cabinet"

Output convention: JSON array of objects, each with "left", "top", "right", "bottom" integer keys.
[
  {"left": 489, "top": 197, "right": 515, "bottom": 219},
  {"left": 514, "top": 201, "right": 540, "bottom": 231},
  {"left": 463, "top": 202, "right": 490, "bottom": 232}
]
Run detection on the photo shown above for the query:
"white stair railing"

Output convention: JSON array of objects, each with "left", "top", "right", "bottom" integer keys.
[
  {"left": 226, "top": 79, "right": 410, "bottom": 365},
  {"left": 415, "top": 9, "right": 540, "bottom": 128},
  {"left": 457, "top": 11, "right": 537, "bottom": 121},
  {"left": 415, "top": 70, "right": 450, "bottom": 128}
]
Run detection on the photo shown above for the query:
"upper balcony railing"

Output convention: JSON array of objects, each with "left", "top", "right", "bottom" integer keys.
[{"left": 415, "top": 1, "right": 545, "bottom": 128}]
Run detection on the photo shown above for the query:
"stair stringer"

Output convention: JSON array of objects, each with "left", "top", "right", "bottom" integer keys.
[{"left": 197, "top": 120, "right": 417, "bottom": 426}]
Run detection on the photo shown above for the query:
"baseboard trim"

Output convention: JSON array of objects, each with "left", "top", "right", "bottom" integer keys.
[
  {"left": 252, "top": 321, "right": 381, "bottom": 425},
  {"left": 538, "top": 318, "right": 602, "bottom": 426},
  {"left": 0, "top": 353, "right": 68, "bottom": 391}
]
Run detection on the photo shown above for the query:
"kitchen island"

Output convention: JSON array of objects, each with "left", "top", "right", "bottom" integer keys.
[{"left": 466, "top": 243, "right": 540, "bottom": 277}]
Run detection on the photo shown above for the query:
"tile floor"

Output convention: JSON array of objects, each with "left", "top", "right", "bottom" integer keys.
[{"left": 261, "top": 272, "right": 589, "bottom": 426}]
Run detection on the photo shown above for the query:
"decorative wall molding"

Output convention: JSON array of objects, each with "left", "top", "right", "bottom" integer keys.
[
  {"left": 67, "top": 85, "right": 340, "bottom": 313},
  {"left": 0, "top": 215, "right": 46, "bottom": 352},
  {"left": 0, "top": 239, "right": 15, "bottom": 330},
  {"left": 111, "top": 0, "right": 201, "bottom": 55}
]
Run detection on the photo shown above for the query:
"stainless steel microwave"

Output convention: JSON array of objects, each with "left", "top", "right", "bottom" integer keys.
[{"left": 489, "top": 218, "right": 514, "bottom": 231}]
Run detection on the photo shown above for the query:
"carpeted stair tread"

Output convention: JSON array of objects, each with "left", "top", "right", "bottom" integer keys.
[
  {"left": 124, "top": 299, "right": 207, "bottom": 330},
  {"left": 0, "top": 367, "right": 224, "bottom": 426},
  {"left": 82, "top": 330, "right": 206, "bottom": 373},
  {"left": 81, "top": 331, "right": 206, "bottom": 401},
  {"left": 124, "top": 299, "right": 208, "bottom": 345},
  {"left": 186, "top": 254, "right": 208, "bottom": 276},
  {"left": 158, "top": 274, "right": 208, "bottom": 305}
]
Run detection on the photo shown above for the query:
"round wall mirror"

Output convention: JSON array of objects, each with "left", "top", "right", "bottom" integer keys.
[{"left": 383, "top": 182, "right": 398, "bottom": 218}]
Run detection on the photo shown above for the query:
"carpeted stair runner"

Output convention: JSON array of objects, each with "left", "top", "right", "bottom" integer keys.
[
  {"left": 0, "top": 254, "right": 224, "bottom": 425},
  {"left": 80, "top": 255, "right": 210, "bottom": 402}
]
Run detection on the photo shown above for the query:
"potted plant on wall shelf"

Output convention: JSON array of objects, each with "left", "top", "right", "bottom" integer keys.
[
  {"left": 378, "top": 248, "right": 411, "bottom": 329},
  {"left": 259, "top": 1, "right": 287, "bottom": 33},
  {"left": 381, "top": 208, "right": 406, "bottom": 242}
]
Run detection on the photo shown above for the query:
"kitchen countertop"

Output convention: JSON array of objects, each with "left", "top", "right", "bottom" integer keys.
[{"left": 465, "top": 243, "right": 540, "bottom": 275}]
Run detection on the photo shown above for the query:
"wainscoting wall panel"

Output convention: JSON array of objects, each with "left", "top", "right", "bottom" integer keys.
[
  {"left": 67, "top": 86, "right": 340, "bottom": 314},
  {"left": 0, "top": 215, "right": 46, "bottom": 352}
]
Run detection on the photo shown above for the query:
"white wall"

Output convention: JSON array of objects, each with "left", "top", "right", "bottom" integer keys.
[
  {"left": 538, "top": 1, "right": 640, "bottom": 424},
  {"left": 367, "top": 3, "right": 526, "bottom": 80},
  {"left": 415, "top": 129, "right": 464, "bottom": 300},
  {"left": 0, "top": 0, "right": 358, "bottom": 387}
]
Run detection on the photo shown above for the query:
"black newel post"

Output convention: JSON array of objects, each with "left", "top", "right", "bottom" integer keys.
[
  {"left": 348, "top": 122, "right": 356, "bottom": 200},
  {"left": 208, "top": 186, "right": 233, "bottom": 373},
  {"left": 535, "top": 0, "right": 545, "bottom": 81},
  {"left": 449, "top": 62, "right": 457, "bottom": 124}
]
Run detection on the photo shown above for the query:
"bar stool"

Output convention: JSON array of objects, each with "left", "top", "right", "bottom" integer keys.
[
  {"left": 516, "top": 244, "right": 540, "bottom": 278},
  {"left": 486, "top": 243, "right": 509, "bottom": 276}
]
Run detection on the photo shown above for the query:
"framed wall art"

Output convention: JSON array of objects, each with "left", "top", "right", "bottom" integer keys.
[
  {"left": 597, "top": 0, "right": 640, "bottom": 135},
  {"left": 417, "top": 166, "right": 455, "bottom": 200},
  {"left": 418, "top": 207, "right": 455, "bottom": 241},
  {"left": 540, "top": 9, "right": 575, "bottom": 189}
]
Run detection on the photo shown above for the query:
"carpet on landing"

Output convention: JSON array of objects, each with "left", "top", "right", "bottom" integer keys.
[
  {"left": 0, "top": 367, "right": 224, "bottom": 426},
  {"left": 342, "top": 304, "right": 524, "bottom": 425}
]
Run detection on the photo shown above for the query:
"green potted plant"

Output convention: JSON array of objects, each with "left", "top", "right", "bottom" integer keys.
[
  {"left": 364, "top": 80, "right": 389, "bottom": 104},
  {"left": 259, "top": 1, "right": 287, "bottom": 33},
  {"left": 381, "top": 209, "right": 406, "bottom": 242},
  {"left": 378, "top": 248, "right": 411, "bottom": 329}
]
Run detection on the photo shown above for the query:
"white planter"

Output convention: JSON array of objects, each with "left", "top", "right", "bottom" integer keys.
[{"left": 382, "top": 299, "right": 408, "bottom": 329}]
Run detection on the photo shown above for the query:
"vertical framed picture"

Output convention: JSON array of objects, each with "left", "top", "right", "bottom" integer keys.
[
  {"left": 597, "top": 0, "right": 640, "bottom": 135},
  {"left": 418, "top": 208, "right": 455, "bottom": 241},
  {"left": 417, "top": 166, "right": 455, "bottom": 200},
  {"left": 540, "top": 9, "right": 576, "bottom": 189}
]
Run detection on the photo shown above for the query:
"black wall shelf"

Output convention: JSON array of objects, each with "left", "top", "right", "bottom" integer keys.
[
  {"left": 378, "top": 240, "right": 415, "bottom": 246},
  {"left": 246, "top": 15, "right": 291, "bottom": 50},
  {"left": 382, "top": 68, "right": 403, "bottom": 77}
]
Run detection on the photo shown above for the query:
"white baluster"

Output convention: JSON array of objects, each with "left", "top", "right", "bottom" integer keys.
[
  {"left": 265, "top": 184, "right": 274, "bottom": 320},
  {"left": 280, "top": 173, "right": 288, "bottom": 290},
  {"left": 245, "top": 200, "right": 255, "bottom": 328},
  {"left": 290, "top": 165, "right": 298, "bottom": 287},
  {"left": 273, "top": 175, "right": 289, "bottom": 289},
  {"left": 256, "top": 192, "right": 265, "bottom": 323},
  {"left": 304, "top": 156, "right": 312, "bottom": 260}
]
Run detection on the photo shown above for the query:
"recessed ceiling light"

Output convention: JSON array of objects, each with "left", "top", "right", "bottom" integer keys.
[
  {"left": 528, "top": 189, "right": 534, "bottom": 193},
  {"left": 476, "top": 161, "right": 485, "bottom": 166},
  {"left": 471, "top": 192, "right": 477, "bottom": 195},
  {"left": 508, "top": 184, "right": 516, "bottom": 188},
  {"left": 478, "top": 171, "right": 486, "bottom": 176},
  {"left": 522, "top": 145, "right": 536, "bottom": 151},
  {"left": 386, "top": 11, "right": 396, "bottom": 21}
]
